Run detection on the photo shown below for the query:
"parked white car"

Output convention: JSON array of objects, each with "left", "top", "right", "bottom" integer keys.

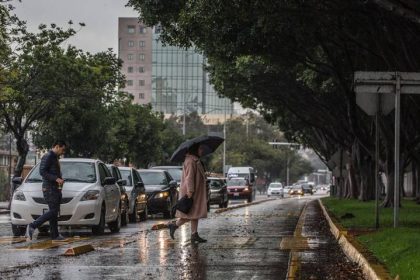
[
  {"left": 10, "top": 158, "right": 121, "bottom": 236},
  {"left": 267, "top": 182, "right": 284, "bottom": 198}
]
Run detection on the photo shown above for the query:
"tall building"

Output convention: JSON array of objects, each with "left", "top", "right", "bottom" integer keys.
[
  {"left": 118, "top": 18, "right": 234, "bottom": 123},
  {"left": 118, "top": 18, "right": 153, "bottom": 105}
]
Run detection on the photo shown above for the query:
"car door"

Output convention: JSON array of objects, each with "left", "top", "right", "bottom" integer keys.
[
  {"left": 131, "top": 169, "right": 140, "bottom": 206},
  {"left": 165, "top": 171, "right": 176, "bottom": 202},
  {"left": 99, "top": 163, "right": 118, "bottom": 221}
]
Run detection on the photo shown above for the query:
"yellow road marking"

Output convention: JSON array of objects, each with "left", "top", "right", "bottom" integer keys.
[
  {"left": 13, "top": 237, "right": 89, "bottom": 250},
  {"left": 285, "top": 202, "right": 308, "bottom": 280},
  {"left": 0, "top": 237, "right": 27, "bottom": 244}
]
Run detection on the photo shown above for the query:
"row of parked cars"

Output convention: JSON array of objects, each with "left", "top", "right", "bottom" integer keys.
[
  {"left": 9, "top": 158, "right": 237, "bottom": 237},
  {"left": 9, "top": 158, "right": 181, "bottom": 236}
]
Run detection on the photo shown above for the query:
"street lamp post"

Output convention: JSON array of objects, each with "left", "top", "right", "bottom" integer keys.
[{"left": 268, "top": 142, "right": 300, "bottom": 186}]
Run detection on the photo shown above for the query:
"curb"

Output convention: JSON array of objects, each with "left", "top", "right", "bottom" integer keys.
[
  {"left": 318, "top": 199, "right": 394, "bottom": 280},
  {"left": 214, "top": 198, "right": 276, "bottom": 214}
]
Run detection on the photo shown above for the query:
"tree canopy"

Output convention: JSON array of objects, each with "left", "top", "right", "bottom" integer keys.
[{"left": 128, "top": 0, "right": 420, "bottom": 203}]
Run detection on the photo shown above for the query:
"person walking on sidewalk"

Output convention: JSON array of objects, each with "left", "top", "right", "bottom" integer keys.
[
  {"left": 168, "top": 143, "right": 208, "bottom": 244},
  {"left": 26, "top": 140, "right": 66, "bottom": 241}
]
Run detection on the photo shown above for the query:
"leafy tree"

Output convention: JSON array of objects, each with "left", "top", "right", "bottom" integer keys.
[{"left": 0, "top": 8, "right": 122, "bottom": 177}]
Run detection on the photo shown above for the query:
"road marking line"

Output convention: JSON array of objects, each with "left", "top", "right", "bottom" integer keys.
[
  {"left": 285, "top": 202, "right": 308, "bottom": 280},
  {"left": 0, "top": 237, "right": 27, "bottom": 244},
  {"left": 12, "top": 237, "right": 89, "bottom": 250}
]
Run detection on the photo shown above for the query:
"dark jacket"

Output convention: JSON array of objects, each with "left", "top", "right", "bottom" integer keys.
[{"left": 39, "top": 150, "right": 62, "bottom": 188}]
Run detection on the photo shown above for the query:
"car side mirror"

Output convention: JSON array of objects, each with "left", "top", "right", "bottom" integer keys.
[
  {"left": 103, "top": 177, "right": 116, "bottom": 185},
  {"left": 117, "top": 179, "right": 127, "bottom": 186},
  {"left": 169, "top": 180, "right": 177, "bottom": 186},
  {"left": 12, "top": 177, "right": 23, "bottom": 185},
  {"left": 136, "top": 182, "right": 144, "bottom": 188}
]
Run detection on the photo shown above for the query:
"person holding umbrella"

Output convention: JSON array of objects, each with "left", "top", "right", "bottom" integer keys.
[{"left": 168, "top": 135, "right": 223, "bottom": 243}]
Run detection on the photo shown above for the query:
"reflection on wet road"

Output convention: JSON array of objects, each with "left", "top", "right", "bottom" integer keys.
[{"left": 0, "top": 194, "right": 364, "bottom": 279}]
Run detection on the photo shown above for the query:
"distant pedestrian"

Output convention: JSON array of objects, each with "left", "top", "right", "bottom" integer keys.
[
  {"left": 168, "top": 143, "right": 208, "bottom": 244},
  {"left": 26, "top": 140, "right": 66, "bottom": 241}
]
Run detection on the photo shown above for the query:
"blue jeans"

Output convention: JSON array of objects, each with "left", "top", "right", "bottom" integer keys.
[{"left": 30, "top": 187, "right": 61, "bottom": 239}]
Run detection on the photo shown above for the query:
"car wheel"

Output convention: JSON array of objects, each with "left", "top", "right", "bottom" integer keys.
[
  {"left": 247, "top": 196, "right": 252, "bottom": 203},
  {"left": 12, "top": 224, "right": 26, "bottom": 237},
  {"left": 128, "top": 203, "right": 138, "bottom": 223},
  {"left": 121, "top": 202, "right": 129, "bottom": 226},
  {"left": 207, "top": 201, "right": 210, "bottom": 212},
  {"left": 92, "top": 206, "right": 106, "bottom": 235},
  {"left": 139, "top": 205, "right": 148, "bottom": 221},
  {"left": 224, "top": 200, "right": 229, "bottom": 208},
  {"left": 108, "top": 207, "right": 121, "bottom": 233}
]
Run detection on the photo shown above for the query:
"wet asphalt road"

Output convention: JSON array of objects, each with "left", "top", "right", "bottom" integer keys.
[{"left": 0, "top": 192, "right": 365, "bottom": 279}]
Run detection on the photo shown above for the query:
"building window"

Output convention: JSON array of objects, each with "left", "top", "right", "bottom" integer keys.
[
  {"left": 139, "top": 80, "right": 145, "bottom": 86},
  {"left": 128, "top": 66, "right": 133, "bottom": 73},
  {"left": 154, "top": 25, "right": 162, "bottom": 34},
  {"left": 128, "top": 40, "right": 134, "bottom": 47},
  {"left": 139, "top": 66, "right": 144, "bottom": 73},
  {"left": 139, "top": 93, "right": 145, "bottom": 99},
  {"left": 139, "top": 26, "right": 147, "bottom": 34},
  {"left": 127, "top": 25, "right": 135, "bottom": 34},
  {"left": 139, "top": 40, "right": 145, "bottom": 48},
  {"left": 139, "top": 54, "right": 145, "bottom": 61},
  {"left": 127, "top": 80, "right": 133, "bottom": 86},
  {"left": 127, "top": 54, "right": 133, "bottom": 60}
]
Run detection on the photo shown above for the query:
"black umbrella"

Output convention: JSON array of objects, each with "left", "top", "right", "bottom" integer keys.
[{"left": 170, "top": 135, "right": 224, "bottom": 162}]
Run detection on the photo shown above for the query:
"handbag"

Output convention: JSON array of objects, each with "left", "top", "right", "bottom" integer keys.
[{"left": 173, "top": 195, "right": 193, "bottom": 214}]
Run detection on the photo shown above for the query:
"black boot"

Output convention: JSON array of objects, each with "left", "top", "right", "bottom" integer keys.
[
  {"left": 168, "top": 222, "right": 178, "bottom": 240},
  {"left": 191, "top": 232, "right": 207, "bottom": 243}
]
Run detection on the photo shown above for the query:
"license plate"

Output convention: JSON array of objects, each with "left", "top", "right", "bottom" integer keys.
[{"left": 234, "top": 193, "right": 239, "bottom": 197}]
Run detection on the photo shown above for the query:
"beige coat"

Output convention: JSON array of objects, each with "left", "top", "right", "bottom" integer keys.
[{"left": 176, "top": 154, "right": 207, "bottom": 219}]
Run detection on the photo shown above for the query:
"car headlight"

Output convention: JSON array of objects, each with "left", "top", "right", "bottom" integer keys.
[
  {"left": 244, "top": 187, "right": 249, "bottom": 191},
  {"left": 14, "top": 191, "right": 26, "bottom": 201},
  {"left": 81, "top": 190, "right": 100, "bottom": 201},
  {"left": 138, "top": 194, "right": 147, "bottom": 201},
  {"left": 156, "top": 191, "right": 169, "bottom": 199}
]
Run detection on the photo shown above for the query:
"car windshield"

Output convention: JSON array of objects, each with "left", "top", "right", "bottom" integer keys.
[
  {"left": 208, "top": 180, "right": 223, "bottom": 189},
  {"left": 227, "top": 179, "right": 247, "bottom": 186},
  {"left": 292, "top": 186, "right": 302, "bottom": 190},
  {"left": 301, "top": 184, "right": 311, "bottom": 189},
  {"left": 165, "top": 169, "right": 181, "bottom": 182},
  {"left": 120, "top": 170, "right": 133, "bottom": 186},
  {"left": 269, "top": 183, "right": 282, "bottom": 188},
  {"left": 26, "top": 162, "right": 96, "bottom": 183},
  {"left": 139, "top": 171, "right": 167, "bottom": 185}
]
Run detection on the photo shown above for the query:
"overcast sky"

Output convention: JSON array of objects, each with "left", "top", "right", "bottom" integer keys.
[{"left": 11, "top": 0, "right": 138, "bottom": 54}]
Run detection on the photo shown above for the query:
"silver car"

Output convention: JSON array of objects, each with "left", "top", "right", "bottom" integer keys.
[{"left": 10, "top": 158, "right": 121, "bottom": 236}]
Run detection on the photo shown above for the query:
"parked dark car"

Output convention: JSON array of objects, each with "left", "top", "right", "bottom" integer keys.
[
  {"left": 207, "top": 177, "right": 229, "bottom": 208},
  {"left": 106, "top": 164, "right": 130, "bottom": 226},
  {"left": 138, "top": 169, "right": 178, "bottom": 218},
  {"left": 118, "top": 167, "right": 148, "bottom": 222},
  {"left": 301, "top": 183, "right": 314, "bottom": 195}
]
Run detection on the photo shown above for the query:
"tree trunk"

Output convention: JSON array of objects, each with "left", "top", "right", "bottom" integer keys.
[
  {"left": 358, "top": 158, "right": 375, "bottom": 201},
  {"left": 13, "top": 136, "right": 29, "bottom": 178},
  {"left": 345, "top": 162, "right": 359, "bottom": 199}
]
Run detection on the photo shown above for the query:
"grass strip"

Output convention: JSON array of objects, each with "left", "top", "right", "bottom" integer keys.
[{"left": 321, "top": 197, "right": 420, "bottom": 279}]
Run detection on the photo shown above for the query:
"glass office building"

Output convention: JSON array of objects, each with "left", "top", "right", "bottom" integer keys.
[{"left": 152, "top": 31, "right": 234, "bottom": 122}]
